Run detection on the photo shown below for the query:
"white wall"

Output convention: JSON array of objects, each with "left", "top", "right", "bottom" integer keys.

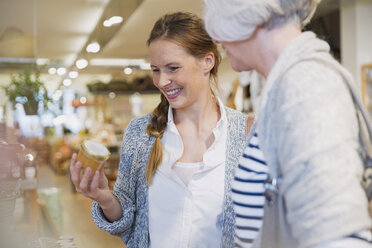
[{"left": 341, "top": 0, "right": 372, "bottom": 88}]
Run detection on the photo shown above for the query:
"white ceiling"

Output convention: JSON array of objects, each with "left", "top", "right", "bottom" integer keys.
[
  {"left": 0, "top": 0, "right": 341, "bottom": 94},
  {"left": 100, "top": 0, "right": 204, "bottom": 59},
  {"left": 0, "top": 0, "right": 204, "bottom": 68},
  {"left": 0, "top": 0, "right": 207, "bottom": 93},
  {"left": 0, "top": 0, "right": 109, "bottom": 66}
]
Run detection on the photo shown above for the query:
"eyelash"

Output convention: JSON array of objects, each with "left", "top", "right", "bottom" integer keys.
[
  {"left": 170, "top": 66, "right": 179, "bottom": 71},
  {"left": 151, "top": 66, "right": 180, "bottom": 73}
]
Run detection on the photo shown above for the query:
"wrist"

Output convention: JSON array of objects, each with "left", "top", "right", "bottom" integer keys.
[
  {"left": 97, "top": 193, "right": 122, "bottom": 222},
  {"left": 98, "top": 192, "right": 116, "bottom": 211}
]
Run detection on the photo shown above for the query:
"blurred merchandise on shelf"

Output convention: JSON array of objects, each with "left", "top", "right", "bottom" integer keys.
[
  {"left": 130, "top": 92, "right": 143, "bottom": 117},
  {"left": 50, "top": 139, "right": 72, "bottom": 175},
  {"left": 0, "top": 139, "right": 27, "bottom": 180},
  {"left": 0, "top": 179, "right": 22, "bottom": 228},
  {"left": 37, "top": 187, "right": 62, "bottom": 235},
  {"left": 0, "top": 179, "right": 23, "bottom": 248},
  {"left": 86, "top": 75, "right": 158, "bottom": 94},
  {"left": 14, "top": 104, "right": 43, "bottom": 138},
  {"left": 95, "top": 124, "right": 118, "bottom": 144},
  {"left": 25, "top": 138, "right": 51, "bottom": 166}
]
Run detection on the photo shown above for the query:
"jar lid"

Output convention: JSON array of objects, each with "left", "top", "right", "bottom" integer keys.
[{"left": 81, "top": 140, "right": 110, "bottom": 161}]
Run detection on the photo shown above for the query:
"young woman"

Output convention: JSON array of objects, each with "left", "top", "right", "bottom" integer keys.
[
  {"left": 204, "top": 0, "right": 372, "bottom": 247},
  {"left": 70, "top": 12, "right": 247, "bottom": 248}
]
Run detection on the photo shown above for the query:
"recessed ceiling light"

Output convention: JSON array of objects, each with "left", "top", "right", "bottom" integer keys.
[
  {"left": 103, "top": 16, "right": 123, "bottom": 27},
  {"left": 86, "top": 42, "right": 100, "bottom": 53},
  {"left": 48, "top": 67, "right": 56, "bottom": 75},
  {"left": 57, "top": 67, "right": 66, "bottom": 75},
  {"left": 80, "top": 97, "right": 87, "bottom": 104},
  {"left": 69, "top": 71, "right": 79, "bottom": 79},
  {"left": 63, "top": 78, "right": 72, "bottom": 86},
  {"left": 124, "top": 67, "right": 133, "bottom": 75},
  {"left": 76, "top": 59, "right": 88, "bottom": 69},
  {"left": 90, "top": 58, "right": 147, "bottom": 67}
]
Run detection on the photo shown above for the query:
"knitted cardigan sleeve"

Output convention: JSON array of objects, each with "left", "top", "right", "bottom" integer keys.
[
  {"left": 91, "top": 116, "right": 147, "bottom": 243},
  {"left": 273, "top": 60, "right": 371, "bottom": 247}
]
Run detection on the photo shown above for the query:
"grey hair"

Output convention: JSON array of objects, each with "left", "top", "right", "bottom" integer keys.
[{"left": 204, "top": 0, "right": 322, "bottom": 42}]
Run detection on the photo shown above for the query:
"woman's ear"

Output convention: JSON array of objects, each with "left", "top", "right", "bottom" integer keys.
[{"left": 203, "top": 52, "right": 215, "bottom": 74}]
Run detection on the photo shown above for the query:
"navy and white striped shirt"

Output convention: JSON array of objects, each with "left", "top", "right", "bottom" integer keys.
[{"left": 232, "top": 131, "right": 268, "bottom": 248}]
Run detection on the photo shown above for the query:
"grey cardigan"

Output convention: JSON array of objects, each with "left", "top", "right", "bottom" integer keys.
[
  {"left": 91, "top": 107, "right": 246, "bottom": 247},
  {"left": 256, "top": 32, "right": 371, "bottom": 247}
]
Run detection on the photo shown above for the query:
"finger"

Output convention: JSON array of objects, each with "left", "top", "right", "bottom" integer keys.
[
  {"left": 98, "top": 166, "right": 109, "bottom": 187},
  {"left": 79, "top": 167, "right": 92, "bottom": 192},
  {"left": 90, "top": 171, "right": 100, "bottom": 193},
  {"left": 99, "top": 165, "right": 105, "bottom": 176},
  {"left": 70, "top": 153, "right": 77, "bottom": 164},
  {"left": 70, "top": 153, "right": 80, "bottom": 174},
  {"left": 70, "top": 161, "right": 82, "bottom": 186},
  {"left": 69, "top": 153, "right": 76, "bottom": 174}
]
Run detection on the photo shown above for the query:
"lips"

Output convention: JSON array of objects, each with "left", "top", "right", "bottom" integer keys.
[{"left": 165, "top": 88, "right": 182, "bottom": 100}]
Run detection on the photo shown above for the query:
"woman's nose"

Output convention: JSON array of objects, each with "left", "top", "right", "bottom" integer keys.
[{"left": 158, "top": 73, "right": 171, "bottom": 87}]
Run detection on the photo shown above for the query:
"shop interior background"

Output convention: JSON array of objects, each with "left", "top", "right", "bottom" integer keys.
[{"left": 0, "top": 0, "right": 371, "bottom": 247}]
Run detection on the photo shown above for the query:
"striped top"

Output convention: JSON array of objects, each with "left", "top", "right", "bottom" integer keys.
[{"left": 232, "top": 131, "right": 268, "bottom": 247}]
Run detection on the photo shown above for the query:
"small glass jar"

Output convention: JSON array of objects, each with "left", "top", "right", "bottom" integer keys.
[{"left": 77, "top": 140, "right": 110, "bottom": 171}]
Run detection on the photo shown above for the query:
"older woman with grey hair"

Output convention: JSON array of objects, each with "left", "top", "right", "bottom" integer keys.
[{"left": 204, "top": 0, "right": 372, "bottom": 248}]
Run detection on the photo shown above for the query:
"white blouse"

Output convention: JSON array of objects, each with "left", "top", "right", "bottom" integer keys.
[
  {"left": 173, "top": 161, "right": 204, "bottom": 186},
  {"left": 148, "top": 98, "right": 228, "bottom": 248}
]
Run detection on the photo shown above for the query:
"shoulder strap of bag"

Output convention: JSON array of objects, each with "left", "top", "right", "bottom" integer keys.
[{"left": 275, "top": 55, "right": 372, "bottom": 200}]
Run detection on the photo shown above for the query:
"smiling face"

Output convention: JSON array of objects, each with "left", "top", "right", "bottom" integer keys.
[{"left": 149, "top": 39, "right": 214, "bottom": 110}]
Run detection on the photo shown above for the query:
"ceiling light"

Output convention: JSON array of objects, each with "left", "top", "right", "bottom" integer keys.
[
  {"left": 86, "top": 42, "right": 100, "bottom": 53},
  {"left": 90, "top": 58, "right": 147, "bottom": 67},
  {"left": 109, "top": 92, "right": 116, "bottom": 99},
  {"left": 0, "top": 57, "right": 35, "bottom": 63},
  {"left": 76, "top": 59, "right": 88, "bottom": 69},
  {"left": 69, "top": 71, "right": 79, "bottom": 79},
  {"left": 124, "top": 67, "right": 133, "bottom": 75},
  {"left": 36, "top": 58, "right": 49, "bottom": 66},
  {"left": 139, "top": 63, "right": 151, "bottom": 70},
  {"left": 80, "top": 97, "right": 87, "bottom": 104},
  {"left": 103, "top": 16, "right": 123, "bottom": 27},
  {"left": 57, "top": 67, "right": 67, "bottom": 75},
  {"left": 103, "top": 20, "right": 111, "bottom": 27},
  {"left": 63, "top": 78, "right": 72, "bottom": 87},
  {"left": 48, "top": 67, "right": 57, "bottom": 75}
]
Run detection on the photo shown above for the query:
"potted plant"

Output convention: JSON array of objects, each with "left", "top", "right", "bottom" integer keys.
[{"left": 1, "top": 67, "right": 50, "bottom": 115}]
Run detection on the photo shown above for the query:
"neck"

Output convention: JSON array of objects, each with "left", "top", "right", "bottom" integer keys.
[
  {"left": 173, "top": 92, "right": 219, "bottom": 132},
  {"left": 253, "top": 22, "right": 301, "bottom": 78}
]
